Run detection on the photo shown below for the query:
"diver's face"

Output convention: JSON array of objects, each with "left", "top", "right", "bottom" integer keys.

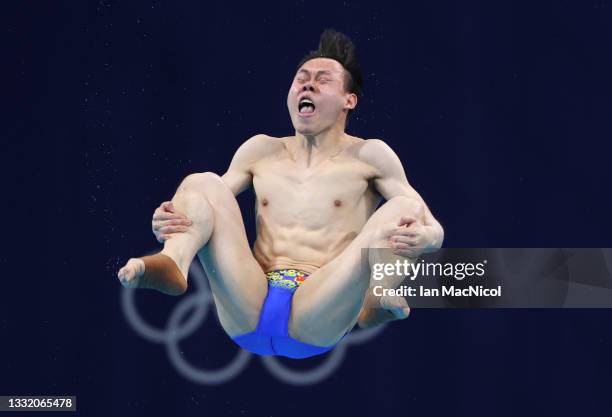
[{"left": 287, "top": 58, "right": 357, "bottom": 135}]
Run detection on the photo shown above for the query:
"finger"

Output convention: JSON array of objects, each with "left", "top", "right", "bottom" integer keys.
[
  {"left": 392, "top": 229, "right": 419, "bottom": 237},
  {"left": 160, "top": 219, "right": 192, "bottom": 227},
  {"left": 404, "top": 221, "right": 423, "bottom": 230},
  {"left": 153, "top": 221, "right": 189, "bottom": 234},
  {"left": 391, "top": 236, "right": 418, "bottom": 245},
  {"left": 159, "top": 202, "right": 170, "bottom": 212},
  {"left": 159, "top": 225, "right": 189, "bottom": 234},
  {"left": 392, "top": 248, "right": 420, "bottom": 258},
  {"left": 398, "top": 216, "right": 417, "bottom": 227},
  {"left": 153, "top": 212, "right": 188, "bottom": 221},
  {"left": 157, "top": 234, "right": 170, "bottom": 243},
  {"left": 391, "top": 242, "right": 415, "bottom": 250},
  {"left": 161, "top": 201, "right": 175, "bottom": 213}
]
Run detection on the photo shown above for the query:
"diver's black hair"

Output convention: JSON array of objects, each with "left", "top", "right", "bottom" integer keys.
[{"left": 297, "top": 29, "right": 364, "bottom": 100}]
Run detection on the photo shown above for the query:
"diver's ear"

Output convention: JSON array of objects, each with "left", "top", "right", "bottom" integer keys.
[{"left": 345, "top": 93, "right": 358, "bottom": 110}]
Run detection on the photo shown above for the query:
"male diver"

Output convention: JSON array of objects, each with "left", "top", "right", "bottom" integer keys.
[{"left": 117, "top": 29, "right": 444, "bottom": 359}]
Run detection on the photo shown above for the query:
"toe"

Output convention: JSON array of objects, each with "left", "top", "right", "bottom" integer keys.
[
  {"left": 117, "top": 267, "right": 128, "bottom": 280},
  {"left": 381, "top": 295, "right": 410, "bottom": 320},
  {"left": 118, "top": 265, "right": 135, "bottom": 281},
  {"left": 393, "top": 306, "right": 410, "bottom": 319}
]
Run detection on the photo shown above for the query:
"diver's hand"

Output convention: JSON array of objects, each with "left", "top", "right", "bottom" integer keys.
[
  {"left": 152, "top": 201, "right": 192, "bottom": 243},
  {"left": 387, "top": 216, "right": 428, "bottom": 259}
]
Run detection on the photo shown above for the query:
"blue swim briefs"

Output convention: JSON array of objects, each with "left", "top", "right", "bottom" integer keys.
[{"left": 231, "top": 269, "right": 338, "bottom": 359}]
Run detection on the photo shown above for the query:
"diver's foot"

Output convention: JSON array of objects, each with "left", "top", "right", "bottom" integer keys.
[
  {"left": 117, "top": 253, "right": 187, "bottom": 296},
  {"left": 380, "top": 294, "right": 411, "bottom": 320},
  {"left": 117, "top": 258, "right": 145, "bottom": 289},
  {"left": 159, "top": 248, "right": 191, "bottom": 280},
  {"left": 357, "top": 292, "right": 410, "bottom": 329}
]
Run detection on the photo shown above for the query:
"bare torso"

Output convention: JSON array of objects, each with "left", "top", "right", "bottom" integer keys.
[
  {"left": 251, "top": 135, "right": 382, "bottom": 273},
  {"left": 120, "top": 128, "right": 441, "bottom": 338},
  {"left": 119, "top": 53, "right": 443, "bottom": 340}
]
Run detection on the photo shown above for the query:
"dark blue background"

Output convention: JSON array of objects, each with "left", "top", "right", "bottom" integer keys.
[{"left": 4, "top": 0, "right": 612, "bottom": 416}]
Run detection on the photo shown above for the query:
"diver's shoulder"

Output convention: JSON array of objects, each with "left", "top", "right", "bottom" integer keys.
[
  {"left": 243, "top": 133, "right": 281, "bottom": 144},
  {"left": 345, "top": 135, "right": 388, "bottom": 146},
  {"left": 349, "top": 137, "right": 401, "bottom": 172},
  {"left": 360, "top": 137, "right": 391, "bottom": 148},
  {"left": 347, "top": 136, "right": 394, "bottom": 158},
  {"left": 232, "top": 134, "right": 283, "bottom": 165},
  {"left": 239, "top": 133, "right": 285, "bottom": 151}
]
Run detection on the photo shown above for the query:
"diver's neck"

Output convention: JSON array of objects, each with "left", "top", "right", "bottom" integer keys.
[{"left": 294, "top": 125, "right": 347, "bottom": 162}]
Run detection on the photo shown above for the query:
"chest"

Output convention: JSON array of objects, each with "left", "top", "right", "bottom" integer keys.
[{"left": 251, "top": 157, "right": 375, "bottom": 206}]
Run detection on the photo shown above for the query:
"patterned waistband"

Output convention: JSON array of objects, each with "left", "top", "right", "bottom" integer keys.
[{"left": 266, "top": 269, "right": 310, "bottom": 290}]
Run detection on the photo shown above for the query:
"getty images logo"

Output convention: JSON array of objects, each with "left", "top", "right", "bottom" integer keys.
[{"left": 120, "top": 257, "right": 386, "bottom": 386}]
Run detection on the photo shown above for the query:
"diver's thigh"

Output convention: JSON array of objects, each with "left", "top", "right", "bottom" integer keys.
[{"left": 194, "top": 174, "right": 268, "bottom": 336}]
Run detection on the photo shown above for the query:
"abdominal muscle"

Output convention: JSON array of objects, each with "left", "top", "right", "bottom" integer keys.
[
  {"left": 251, "top": 178, "right": 380, "bottom": 274},
  {"left": 253, "top": 221, "right": 362, "bottom": 274}
]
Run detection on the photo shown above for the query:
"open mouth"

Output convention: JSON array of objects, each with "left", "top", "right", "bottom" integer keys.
[{"left": 298, "top": 98, "right": 316, "bottom": 115}]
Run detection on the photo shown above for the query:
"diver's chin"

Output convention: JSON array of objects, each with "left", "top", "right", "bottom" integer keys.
[
  {"left": 294, "top": 125, "right": 320, "bottom": 136},
  {"left": 292, "top": 119, "right": 318, "bottom": 136}
]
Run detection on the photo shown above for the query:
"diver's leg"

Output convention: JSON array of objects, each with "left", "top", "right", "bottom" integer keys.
[
  {"left": 118, "top": 172, "right": 267, "bottom": 336},
  {"left": 289, "top": 196, "right": 419, "bottom": 346}
]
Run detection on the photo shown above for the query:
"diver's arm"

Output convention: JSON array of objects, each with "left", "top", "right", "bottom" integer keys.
[
  {"left": 357, "top": 139, "right": 443, "bottom": 329},
  {"left": 221, "top": 134, "right": 273, "bottom": 196},
  {"left": 360, "top": 139, "right": 444, "bottom": 251}
]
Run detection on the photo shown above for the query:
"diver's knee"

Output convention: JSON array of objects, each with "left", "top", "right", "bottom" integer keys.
[
  {"left": 177, "top": 173, "right": 231, "bottom": 203},
  {"left": 180, "top": 171, "right": 222, "bottom": 190},
  {"left": 174, "top": 174, "right": 216, "bottom": 222},
  {"left": 387, "top": 195, "right": 424, "bottom": 217}
]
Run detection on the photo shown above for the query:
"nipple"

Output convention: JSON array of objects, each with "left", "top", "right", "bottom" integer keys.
[
  {"left": 262, "top": 198, "right": 269, "bottom": 207},
  {"left": 334, "top": 199, "right": 342, "bottom": 207}
]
